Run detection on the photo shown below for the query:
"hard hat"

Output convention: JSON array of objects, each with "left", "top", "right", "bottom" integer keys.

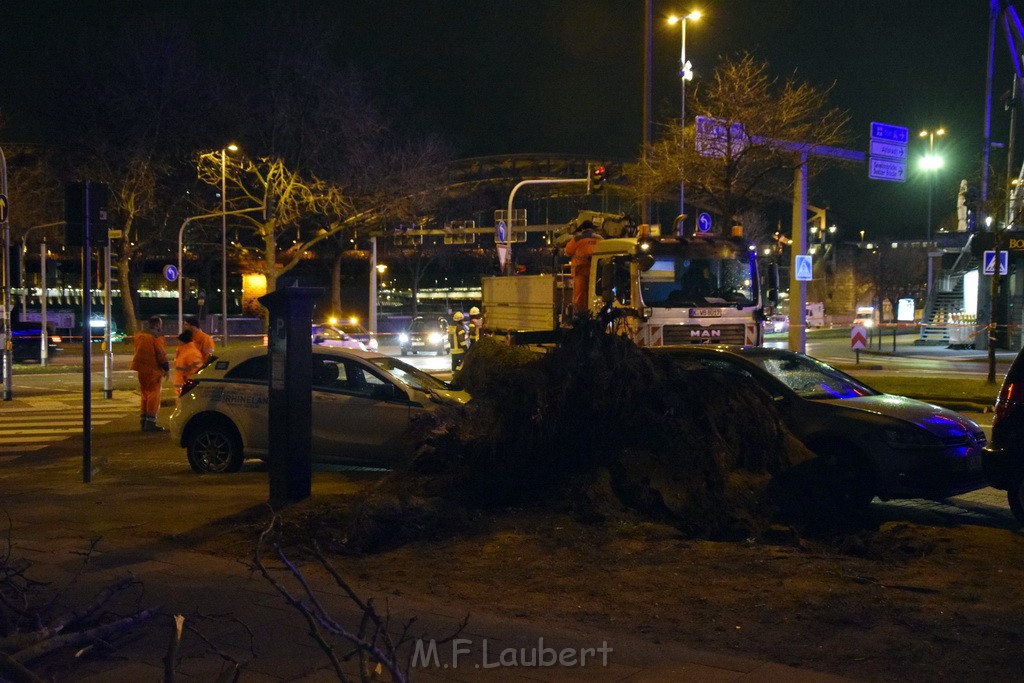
[
  {"left": 453, "top": 311, "right": 464, "bottom": 321},
  {"left": 469, "top": 307, "right": 480, "bottom": 316}
]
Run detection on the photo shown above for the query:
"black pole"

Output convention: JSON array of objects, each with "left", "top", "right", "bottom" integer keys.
[{"left": 82, "top": 183, "right": 92, "bottom": 483}]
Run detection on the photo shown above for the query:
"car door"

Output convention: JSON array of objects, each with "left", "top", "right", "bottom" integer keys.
[
  {"left": 213, "top": 355, "right": 272, "bottom": 456},
  {"left": 311, "top": 354, "right": 413, "bottom": 465}
]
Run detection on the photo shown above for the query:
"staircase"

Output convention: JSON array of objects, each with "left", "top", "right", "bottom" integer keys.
[{"left": 918, "top": 256, "right": 975, "bottom": 345}]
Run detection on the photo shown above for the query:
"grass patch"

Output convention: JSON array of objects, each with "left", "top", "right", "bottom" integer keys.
[{"left": 852, "top": 374, "right": 999, "bottom": 404}]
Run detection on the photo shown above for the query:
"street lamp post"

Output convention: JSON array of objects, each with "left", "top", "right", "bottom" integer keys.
[
  {"left": 919, "top": 128, "right": 946, "bottom": 243},
  {"left": 220, "top": 144, "right": 238, "bottom": 346},
  {"left": 668, "top": 10, "right": 701, "bottom": 229}
]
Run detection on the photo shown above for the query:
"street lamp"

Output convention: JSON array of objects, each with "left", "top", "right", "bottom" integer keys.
[
  {"left": 919, "top": 128, "right": 946, "bottom": 243},
  {"left": 220, "top": 144, "right": 238, "bottom": 346},
  {"left": 667, "top": 10, "right": 701, "bottom": 228}
]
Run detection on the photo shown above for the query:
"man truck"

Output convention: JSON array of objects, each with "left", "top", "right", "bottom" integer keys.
[{"left": 481, "top": 215, "right": 774, "bottom": 346}]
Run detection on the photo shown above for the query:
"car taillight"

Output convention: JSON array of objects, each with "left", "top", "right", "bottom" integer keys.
[
  {"left": 179, "top": 379, "right": 199, "bottom": 397},
  {"left": 50, "top": 335, "right": 62, "bottom": 343},
  {"left": 994, "top": 381, "right": 1020, "bottom": 426}
]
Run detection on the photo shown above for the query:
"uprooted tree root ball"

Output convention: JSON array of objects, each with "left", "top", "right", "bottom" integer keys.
[{"left": 345, "top": 328, "right": 851, "bottom": 553}]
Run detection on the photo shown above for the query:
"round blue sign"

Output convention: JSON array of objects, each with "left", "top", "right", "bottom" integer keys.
[
  {"left": 163, "top": 264, "right": 179, "bottom": 282},
  {"left": 697, "top": 212, "right": 713, "bottom": 233},
  {"left": 496, "top": 220, "right": 507, "bottom": 242}
]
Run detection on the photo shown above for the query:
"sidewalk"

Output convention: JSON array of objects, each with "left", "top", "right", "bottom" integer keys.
[{"left": 1, "top": 406, "right": 854, "bottom": 682}]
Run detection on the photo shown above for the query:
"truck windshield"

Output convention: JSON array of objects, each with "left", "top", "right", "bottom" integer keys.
[{"left": 639, "top": 253, "right": 755, "bottom": 308}]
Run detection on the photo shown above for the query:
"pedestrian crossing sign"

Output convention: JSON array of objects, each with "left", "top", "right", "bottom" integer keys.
[
  {"left": 983, "top": 250, "right": 1008, "bottom": 276},
  {"left": 795, "top": 254, "right": 813, "bottom": 281}
]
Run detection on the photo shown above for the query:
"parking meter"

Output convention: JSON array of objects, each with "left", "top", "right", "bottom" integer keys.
[{"left": 258, "top": 286, "right": 322, "bottom": 505}]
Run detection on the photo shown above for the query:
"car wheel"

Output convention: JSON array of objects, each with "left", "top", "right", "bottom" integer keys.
[
  {"left": 1007, "top": 470, "right": 1024, "bottom": 525},
  {"left": 815, "top": 442, "right": 875, "bottom": 512},
  {"left": 186, "top": 420, "right": 244, "bottom": 474}
]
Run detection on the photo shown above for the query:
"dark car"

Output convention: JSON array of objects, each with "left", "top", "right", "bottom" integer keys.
[
  {"left": 983, "top": 346, "right": 1024, "bottom": 523},
  {"left": 651, "top": 345, "right": 988, "bottom": 509},
  {"left": 398, "top": 316, "right": 450, "bottom": 356},
  {"left": 8, "top": 321, "right": 63, "bottom": 364}
]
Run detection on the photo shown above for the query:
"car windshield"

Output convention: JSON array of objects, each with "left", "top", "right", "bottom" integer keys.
[
  {"left": 369, "top": 356, "right": 451, "bottom": 393},
  {"left": 640, "top": 254, "right": 755, "bottom": 307},
  {"left": 747, "top": 353, "right": 879, "bottom": 400}
]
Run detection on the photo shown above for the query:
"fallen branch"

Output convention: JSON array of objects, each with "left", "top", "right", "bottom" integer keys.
[
  {"left": 0, "top": 575, "right": 138, "bottom": 653},
  {"left": 11, "top": 607, "right": 160, "bottom": 665}
]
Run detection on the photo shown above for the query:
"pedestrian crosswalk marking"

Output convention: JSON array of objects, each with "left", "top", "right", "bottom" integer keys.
[{"left": 0, "top": 395, "right": 139, "bottom": 455}]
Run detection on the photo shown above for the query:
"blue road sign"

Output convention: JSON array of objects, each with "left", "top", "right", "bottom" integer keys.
[
  {"left": 697, "top": 212, "right": 712, "bottom": 233},
  {"left": 984, "top": 250, "right": 1009, "bottom": 275},
  {"left": 795, "top": 254, "right": 813, "bottom": 281},
  {"left": 163, "top": 264, "right": 179, "bottom": 282},
  {"left": 870, "top": 122, "right": 909, "bottom": 144},
  {"left": 496, "top": 220, "right": 507, "bottom": 243}
]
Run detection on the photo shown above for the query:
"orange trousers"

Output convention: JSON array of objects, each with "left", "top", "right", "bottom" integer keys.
[
  {"left": 572, "top": 270, "right": 590, "bottom": 312},
  {"left": 138, "top": 371, "right": 163, "bottom": 417}
]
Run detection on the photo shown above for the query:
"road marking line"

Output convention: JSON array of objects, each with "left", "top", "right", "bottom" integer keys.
[
  {"left": 0, "top": 444, "right": 48, "bottom": 453},
  {"left": 0, "top": 435, "right": 71, "bottom": 443}
]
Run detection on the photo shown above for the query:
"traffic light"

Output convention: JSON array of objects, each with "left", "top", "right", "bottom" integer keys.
[
  {"left": 589, "top": 165, "right": 606, "bottom": 192},
  {"left": 64, "top": 181, "right": 111, "bottom": 246}
]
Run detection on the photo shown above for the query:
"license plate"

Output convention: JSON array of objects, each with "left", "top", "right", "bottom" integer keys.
[{"left": 690, "top": 308, "right": 722, "bottom": 318}]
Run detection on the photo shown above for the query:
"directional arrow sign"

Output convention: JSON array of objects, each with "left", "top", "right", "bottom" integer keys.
[
  {"left": 983, "top": 250, "right": 1009, "bottom": 275},
  {"left": 851, "top": 325, "right": 867, "bottom": 350},
  {"left": 868, "top": 158, "right": 907, "bottom": 182},
  {"left": 794, "top": 254, "right": 813, "bottom": 281},
  {"left": 870, "top": 122, "right": 909, "bottom": 144}
]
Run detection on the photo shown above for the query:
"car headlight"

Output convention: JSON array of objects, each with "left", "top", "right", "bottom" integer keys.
[
  {"left": 398, "top": 333, "right": 409, "bottom": 344},
  {"left": 428, "top": 332, "right": 443, "bottom": 344},
  {"left": 863, "top": 319, "right": 874, "bottom": 328},
  {"left": 882, "top": 426, "right": 939, "bottom": 447}
]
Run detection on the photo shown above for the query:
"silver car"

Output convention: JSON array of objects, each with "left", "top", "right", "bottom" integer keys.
[{"left": 170, "top": 345, "right": 470, "bottom": 473}]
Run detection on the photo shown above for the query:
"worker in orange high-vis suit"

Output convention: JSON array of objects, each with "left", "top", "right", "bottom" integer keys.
[
  {"left": 183, "top": 316, "right": 215, "bottom": 363},
  {"left": 131, "top": 316, "right": 169, "bottom": 432},
  {"left": 562, "top": 220, "right": 603, "bottom": 313},
  {"left": 172, "top": 329, "right": 203, "bottom": 397}
]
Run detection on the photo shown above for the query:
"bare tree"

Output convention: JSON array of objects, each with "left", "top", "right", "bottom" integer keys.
[{"left": 629, "top": 53, "right": 851, "bottom": 225}]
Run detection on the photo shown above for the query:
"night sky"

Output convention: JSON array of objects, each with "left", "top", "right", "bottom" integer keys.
[{"left": 2, "top": 1, "right": 1014, "bottom": 240}]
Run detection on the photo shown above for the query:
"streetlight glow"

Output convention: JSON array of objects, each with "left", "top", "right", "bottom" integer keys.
[
  {"left": 919, "top": 127, "right": 946, "bottom": 244},
  {"left": 668, "top": 9, "right": 701, "bottom": 231}
]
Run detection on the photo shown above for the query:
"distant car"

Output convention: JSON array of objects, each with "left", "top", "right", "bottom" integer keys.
[
  {"left": 170, "top": 345, "right": 471, "bottom": 473},
  {"left": 398, "top": 317, "right": 450, "bottom": 356},
  {"left": 854, "top": 310, "right": 875, "bottom": 329},
  {"left": 329, "top": 321, "right": 378, "bottom": 352},
  {"left": 312, "top": 324, "right": 368, "bottom": 351},
  {"left": 983, "top": 345, "right": 1024, "bottom": 522},
  {"left": 8, "top": 321, "right": 63, "bottom": 364},
  {"left": 651, "top": 345, "right": 988, "bottom": 509},
  {"left": 765, "top": 314, "right": 789, "bottom": 334}
]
